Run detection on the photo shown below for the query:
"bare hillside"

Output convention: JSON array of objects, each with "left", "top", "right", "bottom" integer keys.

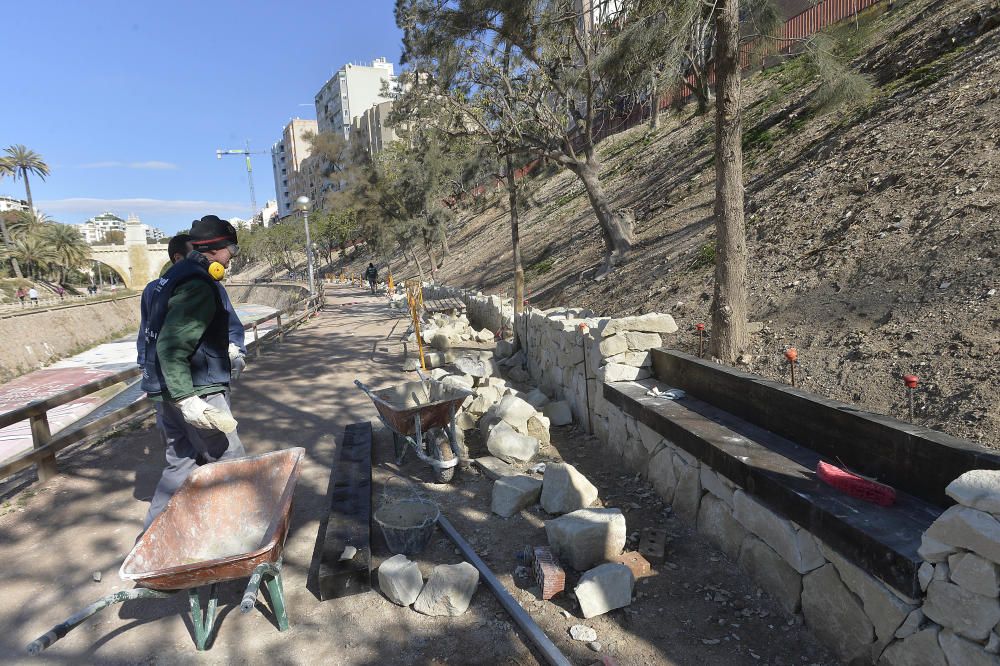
[{"left": 315, "top": 0, "right": 1000, "bottom": 447}]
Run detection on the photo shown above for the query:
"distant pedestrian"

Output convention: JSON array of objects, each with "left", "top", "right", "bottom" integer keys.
[
  {"left": 28, "top": 287, "right": 39, "bottom": 306},
  {"left": 365, "top": 263, "right": 378, "bottom": 294},
  {"left": 16, "top": 287, "right": 26, "bottom": 307},
  {"left": 56, "top": 286, "right": 65, "bottom": 300}
]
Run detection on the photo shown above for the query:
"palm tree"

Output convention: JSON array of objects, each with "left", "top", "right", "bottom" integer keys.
[
  {"left": 2, "top": 234, "right": 58, "bottom": 279},
  {"left": 0, "top": 167, "right": 23, "bottom": 278},
  {"left": 45, "top": 223, "right": 91, "bottom": 283},
  {"left": 2, "top": 144, "right": 50, "bottom": 212},
  {"left": 6, "top": 210, "right": 51, "bottom": 240}
]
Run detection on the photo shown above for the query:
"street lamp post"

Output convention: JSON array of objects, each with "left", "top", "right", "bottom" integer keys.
[{"left": 296, "top": 196, "right": 315, "bottom": 296}]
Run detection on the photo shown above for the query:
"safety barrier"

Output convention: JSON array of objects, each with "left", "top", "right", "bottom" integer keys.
[{"left": 0, "top": 292, "right": 323, "bottom": 484}]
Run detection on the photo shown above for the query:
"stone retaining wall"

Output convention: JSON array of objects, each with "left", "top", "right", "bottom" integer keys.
[
  {"left": 423, "top": 283, "right": 998, "bottom": 665},
  {"left": 0, "top": 295, "right": 141, "bottom": 382},
  {"left": 225, "top": 282, "right": 310, "bottom": 311}
]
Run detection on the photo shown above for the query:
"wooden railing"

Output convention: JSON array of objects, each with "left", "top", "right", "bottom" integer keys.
[{"left": 0, "top": 292, "right": 324, "bottom": 484}]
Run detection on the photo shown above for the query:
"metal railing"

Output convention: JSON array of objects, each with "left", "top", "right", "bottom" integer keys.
[{"left": 0, "top": 293, "right": 323, "bottom": 484}]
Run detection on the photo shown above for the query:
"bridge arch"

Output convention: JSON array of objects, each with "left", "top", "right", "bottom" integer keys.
[{"left": 87, "top": 216, "right": 171, "bottom": 289}]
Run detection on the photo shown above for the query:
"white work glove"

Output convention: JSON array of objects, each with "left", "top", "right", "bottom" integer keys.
[
  {"left": 229, "top": 343, "right": 247, "bottom": 381},
  {"left": 177, "top": 396, "right": 238, "bottom": 433}
]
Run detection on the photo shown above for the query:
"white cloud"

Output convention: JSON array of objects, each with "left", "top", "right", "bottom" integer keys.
[
  {"left": 36, "top": 197, "right": 247, "bottom": 217},
  {"left": 78, "top": 161, "right": 179, "bottom": 170}
]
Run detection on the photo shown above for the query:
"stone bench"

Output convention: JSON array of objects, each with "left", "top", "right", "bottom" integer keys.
[{"left": 603, "top": 349, "right": 1000, "bottom": 598}]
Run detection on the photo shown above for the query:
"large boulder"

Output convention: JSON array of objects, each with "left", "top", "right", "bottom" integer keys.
[
  {"left": 492, "top": 475, "right": 543, "bottom": 517},
  {"left": 486, "top": 422, "right": 539, "bottom": 462},
  {"left": 527, "top": 414, "right": 551, "bottom": 446},
  {"left": 494, "top": 394, "right": 536, "bottom": 431},
  {"left": 545, "top": 508, "right": 627, "bottom": 571},
  {"left": 599, "top": 314, "right": 678, "bottom": 337},
  {"left": 575, "top": 563, "right": 634, "bottom": 618},
  {"left": 543, "top": 400, "right": 573, "bottom": 427},
  {"left": 541, "top": 462, "right": 599, "bottom": 514},
  {"left": 378, "top": 554, "right": 424, "bottom": 606},
  {"left": 413, "top": 562, "right": 479, "bottom": 616},
  {"left": 946, "top": 470, "right": 1000, "bottom": 514}
]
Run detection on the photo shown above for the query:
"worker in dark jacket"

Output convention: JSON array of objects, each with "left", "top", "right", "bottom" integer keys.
[
  {"left": 365, "top": 262, "right": 378, "bottom": 294},
  {"left": 140, "top": 215, "right": 245, "bottom": 529},
  {"left": 137, "top": 233, "right": 246, "bottom": 376}
]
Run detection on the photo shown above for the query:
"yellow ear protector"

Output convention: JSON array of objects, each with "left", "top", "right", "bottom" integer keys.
[{"left": 207, "top": 261, "right": 225, "bottom": 281}]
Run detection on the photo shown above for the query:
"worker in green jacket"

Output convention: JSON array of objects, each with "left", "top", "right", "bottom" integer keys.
[{"left": 139, "top": 215, "right": 245, "bottom": 530}]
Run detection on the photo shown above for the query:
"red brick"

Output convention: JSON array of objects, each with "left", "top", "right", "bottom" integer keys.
[
  {"left": 533, "top": 546, "right": 566, "bottom": 600},
  {"left": 613, "top": 551, "right": 653, "bottom": 579}
]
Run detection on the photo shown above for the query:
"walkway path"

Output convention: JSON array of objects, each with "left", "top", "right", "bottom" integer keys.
[{"left": 0, "top": 286, "right": 834, "bottom": 665}]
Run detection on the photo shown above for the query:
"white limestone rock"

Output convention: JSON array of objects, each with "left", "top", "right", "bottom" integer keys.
[
  {"left": 378, "top": 554, "right": 424, "bottom": 606},
  {"left": 495, "top": 394, "right": 536, "bottom": 428},
  {"left": 671, "top": 456, "right": 702, "bottom": 524},
  {"left": 946, "top": 470, "right": 1000, "bottom": 515},
  {"left": 925, "top": 506, "right": 1000, "bottom": 565},
  {"left": 919, "top": 535, "right": 959, "bottom": 563},
  {"left": 486, "top": 422, "right": 539, "bottom": 462},
  {"left": 647, "top": 448, "right": 678, "bottom": 504},
  {"left": 700, "top": 467, "right": 735, "bottom": 508},
  {"left": 523, "top": 388, "right": 550, "bottom": 409},
  {"left": 924, "top": 579, "right": 1000, "bottom": 641},
  {"left": 919, "top": 562, "right": 934, "bottom": 591},
  {"left": 543, "top": 400, "right": 573, "bottom": 427},
  {"left": 801, "top": 564, "right": 875, "bottom": 663},
  {"left": 879, "top": 627, "right": 947, "bottom": 666},
  {"left": 738, "top": 535, "right": 803, "bottom": 614},
  {"left": 938, "top": 628, "right": 1000, "bottom": 666},
  {"left": 698, "top": 494, "right": 747, "bottom": 560},
  {"left": 732, "top": 491, "right": 826, "bottom": 574},
  {"left": 413, "top": 562, "right": 480, "bottom": 616},
  {"left": 949, "top": 551, "right": 1000, "bottom": 597},
  {"left": 492, "top": 475, "right": 543, "bottom": 518},
  {"left": 599, "top": 313, "right": 678, "bottom": 337},
  {"left": 495, "top": 340, "right": 515, "bottom": 360},
  {"left": 600, "top": 363, "right": 651, "bottom": 383},
  {"left": 541, "top": 462, "right": 599, "bottom": 514},
  {"left": 442, "top": 374, "right": 475, "bottom": 390},
  {"left": 545, "top": 508, "right": 627, "bottom": 571},
  {"left": 597, "top": 334, "right": 628, "bottom": 357},
  {"left": 820, "top": 543, "right": 916, "bottom": 642},
  {"left": 894, "top": 609, "right": 925, "bottom": 639},
  {"left": 625, "top": 331, "right": 662, "bottom": 351},
  {"left": 575, "top": 563, "right": 635, "bottom": 619},
  {"left": 527, "top": 414, "right": 551, "bottom": 446}
]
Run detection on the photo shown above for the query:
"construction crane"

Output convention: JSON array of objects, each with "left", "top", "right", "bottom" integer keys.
[{"left": 216, "top": 140, "right": 266, "bottom": 221}]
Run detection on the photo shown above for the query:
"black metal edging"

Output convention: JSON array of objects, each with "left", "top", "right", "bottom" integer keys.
[{"left": 603, "top": 381, "right": 926, "bottom": 598}]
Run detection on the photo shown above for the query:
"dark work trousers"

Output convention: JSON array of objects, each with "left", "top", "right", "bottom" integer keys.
[{"left": 143, "top": 391, "right": 245, "bottom": 529}]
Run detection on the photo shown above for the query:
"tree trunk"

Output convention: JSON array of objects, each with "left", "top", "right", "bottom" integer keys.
[
  {"left": 0, "top": 216, "right": 23, "bottom": 278},
  {"left": 573, "top": 159, "right": 635, "bottom": 275},
  {"left": 22, "top": 169, "right": 34, "bottom": 212},
  {"left": 437, "top": 218, "right": 451, "bottom": 256},
  {"left": 408, "top": 246, "right": 425, "bottom": 282},
  {"left": 421, "top": 229, "right": 438, "bottom": 277},
  {"left": 506, "top": 154, "right": 525, "bottom": 315},
  {"left": 709, "top": 0, "right": 750, "bottom": 363},
  {"left": 649, "top": 71, "right": 661, "bottom": 130}
]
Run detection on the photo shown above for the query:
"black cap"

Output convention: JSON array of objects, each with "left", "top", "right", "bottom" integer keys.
[{"left": 190, "top": 215, "right": 237, "bottom": 251}]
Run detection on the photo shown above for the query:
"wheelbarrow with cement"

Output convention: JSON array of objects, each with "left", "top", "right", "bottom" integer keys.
[
  {"left": 355, "top": 378, "right": 472, "bottom": 483},
  {"left": 26, "top": 447, "right": 306, "bottom": 655}
]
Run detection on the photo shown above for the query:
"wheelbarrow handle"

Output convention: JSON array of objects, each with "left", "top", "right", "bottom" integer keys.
[
  {"left": 26, "top": 588, "right": 173, "bottom": 655},
  {"left": 354, "top": 379, "right": 378, "bottom": 401}
]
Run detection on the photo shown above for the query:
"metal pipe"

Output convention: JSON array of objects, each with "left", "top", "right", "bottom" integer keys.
[{"left": 437, "top": 515, "right": 572, "bottom": 666}]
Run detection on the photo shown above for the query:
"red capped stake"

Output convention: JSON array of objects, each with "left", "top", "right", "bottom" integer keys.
[
  {"left": 696, "top": 323, "right": 705, "bottom": 358},
  {"left": 785, "top": 347, "right": 798, "bottom": 386},
  {"left": 903, "top": 375, "right": 919, "bottom": 389}
]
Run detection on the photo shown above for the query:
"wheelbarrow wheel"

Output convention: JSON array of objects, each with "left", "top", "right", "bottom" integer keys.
[
  {"left": 427, "top": 429, "right": 455, "bottom": 484},
  {"left": 392, "top": 431, "right": 405, "bottom": 463}
]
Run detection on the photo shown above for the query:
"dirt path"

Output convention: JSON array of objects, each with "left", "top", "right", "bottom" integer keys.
[{"left": 0, "top": 286, "right": 835, "bottom": 665}]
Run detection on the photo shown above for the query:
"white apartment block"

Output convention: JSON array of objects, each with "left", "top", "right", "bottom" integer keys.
[
  {"left": 271, "top": 118, "right": 319, "bottom": 217},
  {"left": 0, "top": 196, "right": 29, "bottom": 214},
  {"left": 252, "top": 199, "right": 279, "bottom": 228},
  {"left": 314, "top": 57, "right": 396, "bottom": 140},
  {"left": 77, "top": 212, "right": 126, "bottom": 244},
  {"left": 353, "top": 101, "right": 399, "bottom": 156}
]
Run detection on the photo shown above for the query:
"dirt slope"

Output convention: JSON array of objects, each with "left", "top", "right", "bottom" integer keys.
[{"left": 318, "top": 0, "right": 1000, "bottom": 448}]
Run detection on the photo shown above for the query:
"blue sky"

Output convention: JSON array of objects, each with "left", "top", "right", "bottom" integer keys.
[{"left": 1, "top": 0, "right": 402, "bottom": 234}]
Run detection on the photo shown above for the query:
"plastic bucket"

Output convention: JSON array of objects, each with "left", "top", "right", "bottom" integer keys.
[{"left": 374, "top": 498, "right": 440, "bottom": 556}]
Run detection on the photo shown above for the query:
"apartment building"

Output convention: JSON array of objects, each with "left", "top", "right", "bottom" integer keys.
[
  {"left": 314, "top": 57, "right": 396, "bottom": 140},
  {"left": 271, "top": 118, "right": 319, "bottom": 217}
]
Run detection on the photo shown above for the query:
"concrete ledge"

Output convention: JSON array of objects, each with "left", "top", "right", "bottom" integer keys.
[
  {"left": 650, "top": 349, "right": 1000, "bottom": 507},
  {"left": 604, "top": 379, "right": 937, "bottom": 598}
]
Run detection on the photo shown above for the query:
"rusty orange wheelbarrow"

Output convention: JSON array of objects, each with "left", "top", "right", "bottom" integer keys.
[
  {"left": 355, "top": 378, "right": 473, "bottom": 483},
  {"left": 27, "top": 447, "right": 306, "bottom": 655}
]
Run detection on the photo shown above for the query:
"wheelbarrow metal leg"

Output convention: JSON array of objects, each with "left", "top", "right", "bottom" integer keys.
[
  {"left": 265, "top": 572, "right": 289, "bottom": 631},
  {"left": 189, "top": 583, "right": 219, "bottom": 651},
  {"left": 26, "top": 588, "right": 173, "bottom": 655}
]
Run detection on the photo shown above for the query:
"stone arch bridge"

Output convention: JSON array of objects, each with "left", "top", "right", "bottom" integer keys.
[{"left": 89, "top": 217, "right": 170, "bottom": 289}]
